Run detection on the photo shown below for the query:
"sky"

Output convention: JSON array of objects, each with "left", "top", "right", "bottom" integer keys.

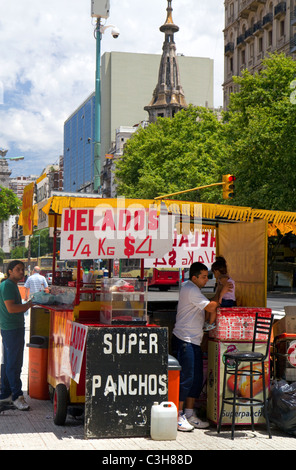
[{"left": 0, "top": 0, "right": 224, "bottom": 178}]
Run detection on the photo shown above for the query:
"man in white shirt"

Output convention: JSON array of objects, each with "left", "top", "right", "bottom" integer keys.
[
  {"left": 172, "top": 261, "right": 231, "bottom": 432},
  {"left": 24, "top": 266, "right": 48, "bottom": 300}
]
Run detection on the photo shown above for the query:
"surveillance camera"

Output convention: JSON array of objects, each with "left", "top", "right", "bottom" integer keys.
[{"left": 111, "top": 27, "right": 120, "bottom": 38}]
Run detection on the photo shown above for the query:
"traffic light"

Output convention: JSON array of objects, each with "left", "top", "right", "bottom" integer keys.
[{"left": 222, "top": 174, "right": 235, "bottom": 199}]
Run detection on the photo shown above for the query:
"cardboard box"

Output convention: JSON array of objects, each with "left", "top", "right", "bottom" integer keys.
[
  {"left": 273, "top": 314, "right": 296, "bottom": 338},
  {"left": 209, "top": 307, "right": 272, "bottom": 341}
]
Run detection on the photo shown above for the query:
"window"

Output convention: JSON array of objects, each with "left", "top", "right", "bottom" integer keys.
[
  {"left": 229, "top": 57, "right": 233, "bottom": 73},
  {"left": 259, "top": 36, "right": 263, "bottom": 52},
  {"left": 268, "top": 29, "right": 272, "bottom": 47},
  {"left": 241, "top": 49, "right": 246, "bottom": 64},
  {"left": 280, "top": 20, "right": 285, "bottom": 37}
]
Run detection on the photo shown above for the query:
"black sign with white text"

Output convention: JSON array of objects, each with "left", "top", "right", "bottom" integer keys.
[{"left": 84, "top": 327, "right": 168, "bottom": 439}]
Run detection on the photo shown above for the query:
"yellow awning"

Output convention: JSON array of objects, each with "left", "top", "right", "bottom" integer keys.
[{"left": 19, "top": 196, "right": 296, "bottom": 237}]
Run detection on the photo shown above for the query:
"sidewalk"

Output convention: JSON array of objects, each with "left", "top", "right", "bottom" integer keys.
[{"left": 0, "top": 315, "right": 295, "bottom": 451}]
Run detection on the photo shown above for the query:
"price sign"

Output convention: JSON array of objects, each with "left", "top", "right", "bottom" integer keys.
[
  {"left": 60, "top": 204, "right": 174, "bottom": 260},
  {"left": 145, "top": 229, "right": 216, "bottom": 269}
]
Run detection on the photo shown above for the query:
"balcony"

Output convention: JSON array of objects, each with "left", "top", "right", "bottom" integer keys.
[
  {"left": 239, "top": 0, "right": 266, "bottom": 19},
  {"left": 263, "top": 12, "right": 273, "bottom": 27},
  {"left": 237, "top": 34, "right": 245, "bottom": 47},
  {"left": 225, "top": 42, "right": 234, "bottom": 55},
  {"left": 274, "top": 2, "right": 286, "bottom": 18},
  {"left": 291, "top": 7, "right": 296, "bottom": 26},
  {"left": 253, "top": 20, "right": 263, "bottom": 35},
  {"left": 245, "top": 26, "right": 254, "bottom": 42}
]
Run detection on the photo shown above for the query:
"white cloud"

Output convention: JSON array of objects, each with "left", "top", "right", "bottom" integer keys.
[{"left": 0, "top": 0, "right": 224, "bottom": 177}]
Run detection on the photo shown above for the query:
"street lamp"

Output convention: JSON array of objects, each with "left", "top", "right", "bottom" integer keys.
[
  {"left": 0, "top": 149, "right": 24, "bottom": 161},
  {"left": 91, "top": 1, "right": 120, "bottom": 194},
  {"left": 0, "top": 149, "right": 25, "bottom": 189}
]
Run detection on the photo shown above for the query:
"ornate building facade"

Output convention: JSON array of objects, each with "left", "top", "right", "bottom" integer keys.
[{"left": 224, "top": 0, "right": 296, "bottom": 107}]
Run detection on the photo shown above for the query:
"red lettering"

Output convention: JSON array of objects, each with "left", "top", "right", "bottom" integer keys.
[
  {"left": 89, "top": 209, "right": 95, "bottom": 231},
  {"left": 134, "top": 210, "right": 145, "bottom": 231},
  {"left": 201, "top": 232, "right": 208, "bottom": 247},
  {"left": 210, "top": 235, "right": 216, "bottom": 248},
  {"left": 179, "top": 235, "right": 189, "bottom": 247},
  {"left": 79, "top": 330, "right": 86, "bottom": 351},
  {"left": 118, "top": 210, "right": 131, "bottom": 231},
  {"left": 101, "top": 209, "right": 116, "bottom": 231},
  {"left": 76, "top": 209, "right": 88, "bottom": 231},
  {"left": 148, "top": 209, "right": 158, "bottom": 230},
  {"left": 98, "top": 238, "right": 106, "bottom": 255},
  {"left": 63, "top": 209, "right": 75, "bottom": 231}
]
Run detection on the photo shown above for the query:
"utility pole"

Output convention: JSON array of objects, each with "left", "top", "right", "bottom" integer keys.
[{"left": 91, "top": 1, "right": 111, "bottom": 194}]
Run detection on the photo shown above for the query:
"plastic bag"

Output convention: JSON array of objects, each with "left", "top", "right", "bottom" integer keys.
[
  {"left": 267, "top": 380, "right": 296, "bottom": 436},
  {"left": 31, "top": 291, "right": 54, "bottom": 304}
]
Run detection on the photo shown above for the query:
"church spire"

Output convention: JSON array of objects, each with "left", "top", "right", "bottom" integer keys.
[{"left": 145, "top": 0, "right": 187, "bottom": 123}]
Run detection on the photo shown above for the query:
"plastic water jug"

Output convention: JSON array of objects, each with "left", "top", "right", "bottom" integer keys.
[{"left": 150, "top": 401, "right": 178, "bottom": 440}]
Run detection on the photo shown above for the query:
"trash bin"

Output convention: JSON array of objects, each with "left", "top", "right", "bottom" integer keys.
[
  {"left": 27, "top": 335, "right": 49, "bottom": 400},
  {"left": 168, "top": 354, "right": 181, "bottom": 409}
]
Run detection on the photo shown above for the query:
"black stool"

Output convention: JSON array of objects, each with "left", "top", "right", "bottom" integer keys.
[{"left": 217, "top": 312, "right": 274, "bottom": 439}]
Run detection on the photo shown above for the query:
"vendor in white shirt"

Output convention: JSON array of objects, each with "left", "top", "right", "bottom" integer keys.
[{"left": 172, "top": 261, "right": 232, "bottom": 432}]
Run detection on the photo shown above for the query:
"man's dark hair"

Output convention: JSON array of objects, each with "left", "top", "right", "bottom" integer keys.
[
  {"left": 189, "top": 262, "right": 208, "bottom": 279},
  {"left": 7, "top": 260, "right": 25, "bottom": 277}
]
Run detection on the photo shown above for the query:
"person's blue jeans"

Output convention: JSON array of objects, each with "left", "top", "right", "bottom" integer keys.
[
  {"left": 0, "top": 328, "right": 25, "bottom": 401},
  {"left": 171, "top": 334, "right": 204, "bottom": 402}
]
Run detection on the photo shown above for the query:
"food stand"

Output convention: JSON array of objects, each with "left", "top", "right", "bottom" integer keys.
[{"left": 19, "top": 194, "right": 296, "bottom": 436}]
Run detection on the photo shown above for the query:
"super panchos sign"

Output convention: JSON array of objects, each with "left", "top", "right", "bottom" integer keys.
[{"left": 60, "top": 206, "right": 174, "bottom": 260}]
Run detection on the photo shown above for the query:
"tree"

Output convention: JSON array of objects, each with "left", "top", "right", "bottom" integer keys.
[
  {"left": 116, "top": 54, "right": 296, "bottom": 211},
  {"left": 0, "top": 186, "right": 22, "bottom": 221},
  {"left": 115, "top": 105, "right": 226, "bottom": 202},
  {"left": 30, "top": 229, "right": 52, "bottom": 257},
  {"left": 0, "top": 248, "right": 5, "bottom": 264},
  {"left": 223, "top": 53, "right": 296, "bottom": 211},
  {"left": 11, "top": 246, "right": 28, "bottom": 259}
]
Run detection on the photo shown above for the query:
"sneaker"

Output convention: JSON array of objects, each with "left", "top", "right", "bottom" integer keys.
[
  {"left": 0, "top": 395, "right": 12, "bottom": 404},
  {"left": 13, "top": 395, "right": 30, "bottom": 411},
  {"left": 203, "top": 322, "right": 216, "bottom": 332},
  {"left": 187, "top": 412, "right": 210, "bottom": 429},
  {"left": 177, "top": 413, "right": 194, "bottom": 432}
]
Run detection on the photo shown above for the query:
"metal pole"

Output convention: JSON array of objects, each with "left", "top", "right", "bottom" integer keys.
[{"left": 94, "top": 17, "right": 101, "bottom": 194}]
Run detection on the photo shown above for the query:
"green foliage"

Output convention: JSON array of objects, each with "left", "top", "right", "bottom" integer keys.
[
  {"left": 115, "top": 53, "right": 296, "bottom": 211},
  {"left": 0, "top": 248, "right": 5, "bottom": 263},
  {"left": 0, "top": 186, "right": 21, "bottom": 221},
  {"left": 11, "top": 246, "right": 28, "bottom": 259},
  {"left": 224, "top": 53, "right": 296, "bottom": 210},
  {"left": 115, "top": 105, "right": 226, "bottom": 202},
  {"left": 30, "top": 229, "right": 52, "bottom": 257}
]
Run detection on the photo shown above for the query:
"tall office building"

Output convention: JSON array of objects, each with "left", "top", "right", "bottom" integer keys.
[
  {"left": 63, "top": 51, "right": 213, "bottom": 193},
  {"left": 224, "top": 0, "right": 296, "bottom": 108},
  {"left": 64, "top": 52, "right": 213, "bottom": 193},
  {"left": 64, "top": 93, "right": 95, "bottom": 193}
]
